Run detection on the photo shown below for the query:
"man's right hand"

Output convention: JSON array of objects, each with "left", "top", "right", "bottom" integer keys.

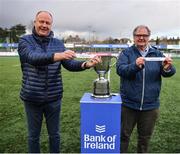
[
  {"left": 136, "top": 57, "right": 145, "bottom": 69},
  {"left": 54, "top": 50, "right": 76, "bottom": 62}
]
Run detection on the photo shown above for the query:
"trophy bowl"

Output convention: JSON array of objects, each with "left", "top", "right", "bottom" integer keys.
[
  {"left": 94, "top": 56, "right": 112, "bottom": 74},
  {"left": 92, "top": 55, "right": 117, "bottom": 98}
]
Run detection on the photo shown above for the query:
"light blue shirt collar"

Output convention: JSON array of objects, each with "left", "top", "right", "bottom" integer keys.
[{"left": 139, "top": 45, "right": 150, "bottom": 57}]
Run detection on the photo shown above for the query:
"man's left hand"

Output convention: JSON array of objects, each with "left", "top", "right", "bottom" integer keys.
[
  {"left": 82, "top": 56, "right": 101, "bottom": 69},
  {"left": 163, "top": 57, "right": 172, "bottom": 71}
]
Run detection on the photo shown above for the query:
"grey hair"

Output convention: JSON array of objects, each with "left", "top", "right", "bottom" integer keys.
[
  {"left": 35, "top": 11, "right": 53, "bottom": 19},
  {"left": 133, "top": 25, "right": 151, "bottom": 36}
]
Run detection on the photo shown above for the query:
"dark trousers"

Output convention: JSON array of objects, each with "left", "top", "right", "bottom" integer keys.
[
  {"left": 24, "top": 99, "right": 61, "bottom": 153},
  {"left": 121, "top": 106, "right": 159, "bottom": 153}
]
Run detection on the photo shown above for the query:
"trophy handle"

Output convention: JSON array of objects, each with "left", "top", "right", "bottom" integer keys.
[
  {"left": 107, "top": 56, "right": 117, "bottom": 82},
  {"left": 110, "top": 56, "right": 117, "bottom": 67}
]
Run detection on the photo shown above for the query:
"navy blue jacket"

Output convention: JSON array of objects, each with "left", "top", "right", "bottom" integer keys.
[
  {"left": 18, "top": 30, "right": 85, "bottom": 104},
  {"left": 116, "top": 45, "right": 176, "bottom": 110}
]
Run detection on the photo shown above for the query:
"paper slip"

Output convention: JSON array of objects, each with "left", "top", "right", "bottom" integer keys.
[
  {"left": 75, "top": 53, "right": 95, "bottom": 58},
  {"left": 75, "top": 53, "right": 117, "bottom": 58},
  {"left": 144, "top": 57, "right": 166, "bottom": 61}
]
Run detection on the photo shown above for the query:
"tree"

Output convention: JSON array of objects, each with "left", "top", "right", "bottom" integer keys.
[
  {"left": 0, "top": 27, "right": 7, "bottom": 42},
  {"left": 9, "top": 24, "right": 26, "bottom": 43},
  {"left": 102, "top": 37, "right": 114, "bottom": 44},
  {"left": 156, "top": 36, "right": 160, "bottom": 45},
  {"left": 0, "top": 24, "right": 26, "bottom": 43}
]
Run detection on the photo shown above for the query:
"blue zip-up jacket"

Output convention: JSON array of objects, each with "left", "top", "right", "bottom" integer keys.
[
  {"left": 18, "top": 29, "right": 85, "bottom": 104},
  {"left": 116, "top": 45, "right": 176, "bottom": 110}
]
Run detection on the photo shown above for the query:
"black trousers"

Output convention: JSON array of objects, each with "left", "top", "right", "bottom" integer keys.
[{"left": 120, "top": 106, "right": 159, "bottom": 153}]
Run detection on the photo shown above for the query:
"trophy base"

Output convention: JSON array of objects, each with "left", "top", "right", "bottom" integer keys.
[{"left": 91, "top": 94, "right": 111, "bottom": 98}]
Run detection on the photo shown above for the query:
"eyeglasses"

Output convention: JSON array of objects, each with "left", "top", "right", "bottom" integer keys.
[{"left": 134, "top": 34, "right": 150, "bottom": 38}]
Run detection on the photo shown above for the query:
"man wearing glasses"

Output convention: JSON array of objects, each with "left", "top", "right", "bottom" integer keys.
[{"left": 116, "top": 25, "right": 176, "bottom": 153}]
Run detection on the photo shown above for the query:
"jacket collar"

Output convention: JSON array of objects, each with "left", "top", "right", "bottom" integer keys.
[
  {"left": 32, "top": 27, "right": 54, "bottom": 43},
  {"left": 132, "top": 44, "right": 157, "bottom": 55}
]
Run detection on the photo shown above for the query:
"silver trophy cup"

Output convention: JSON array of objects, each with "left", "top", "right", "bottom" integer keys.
[{"left": 92, "top": 55, "right": 116, "bottom": 98}]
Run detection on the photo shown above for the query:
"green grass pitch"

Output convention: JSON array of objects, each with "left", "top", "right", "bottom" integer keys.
[{"left": 0, "top": 57, "right": 179, "bottom": 153}]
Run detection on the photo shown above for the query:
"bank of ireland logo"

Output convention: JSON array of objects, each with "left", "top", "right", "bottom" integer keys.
[
  {"left": 83, "top": 124, "right": 117, "bottom": 150},
  {"left": 95, "top": 125, "right": 106, "bottom": 133}
]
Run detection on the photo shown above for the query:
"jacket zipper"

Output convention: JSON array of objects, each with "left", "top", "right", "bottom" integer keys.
[
  {"left": 42, "top": 43, "right": 48, "bottom": 102},
  {"left": 45, "top": 66, "right": 48, "bottom": 102},
  {"left": 140, "top": 67, "right": 145, "bottom": 110}
]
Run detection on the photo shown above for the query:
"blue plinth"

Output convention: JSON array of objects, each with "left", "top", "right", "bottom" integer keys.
[{"left": 80, "top": 93, "right": 122, "bottom": 153}]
